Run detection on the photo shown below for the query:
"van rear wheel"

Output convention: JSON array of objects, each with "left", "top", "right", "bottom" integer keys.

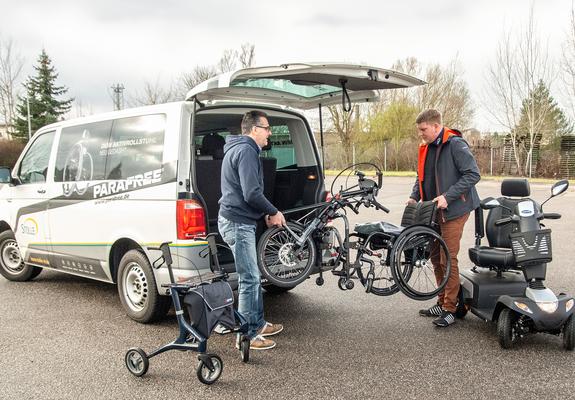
[
  {"left": 117, "top": 250, "right": 171, "bottom": 323},
  {"left": 0, "top": 231, "right": 42, "bottom": 282}
]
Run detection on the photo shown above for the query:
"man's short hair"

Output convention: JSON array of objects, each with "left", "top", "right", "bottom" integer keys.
[
  {"left": 240, "top": 110, "right": 268, "bottom": 135},
  {"left": 416, "top": 109, "right": 442, "bottom": 125}
]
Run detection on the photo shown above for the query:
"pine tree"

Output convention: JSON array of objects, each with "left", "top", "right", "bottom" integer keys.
[{"left": 13, "top": 49, "right": 72, "bottom": 141}]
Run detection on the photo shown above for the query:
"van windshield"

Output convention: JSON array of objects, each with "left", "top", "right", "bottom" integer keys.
[{"left": 231, "top": 78, "right": 340, "bottom": 99}]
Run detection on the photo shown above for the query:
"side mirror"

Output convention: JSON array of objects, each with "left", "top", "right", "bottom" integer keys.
[
  {"left": 0, "top": 166, "right": 11, "bottom": 184},
  {"left": 480, "top": 197, "right": 500, "bottom": 210},
  {"left": 551, "top": 180, "right": 569, "bottom": 197}
]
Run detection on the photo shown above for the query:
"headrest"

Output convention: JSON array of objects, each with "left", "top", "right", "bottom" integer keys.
[
  {"left": 201, "top": 133, "right": 225, "bottom": 159},
  {"left": 501, "top": 178, "right": 530, "bottom": 197}
]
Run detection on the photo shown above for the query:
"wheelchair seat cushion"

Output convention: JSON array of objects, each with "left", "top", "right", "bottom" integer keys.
[
  {"left": 468, "top": 246, "right": 516, "bottom": 269},
  {"left": 354, "top": 221, "right": 404, "bottom": 237}
]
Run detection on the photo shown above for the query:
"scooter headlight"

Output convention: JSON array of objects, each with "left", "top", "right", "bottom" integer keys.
[
  {"left": 514, "top": 302, "right": 533, "bottom": 314},
  {"left": 566, "top": 299, "right": 574, "bottom": 312},
  {"left": 537, "top": 301, "right": 558, "bottom": 314}
]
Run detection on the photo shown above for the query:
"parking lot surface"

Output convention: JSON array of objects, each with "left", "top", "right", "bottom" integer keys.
[{"left": 1, "top": 177, "right": 574, "bottom": 399}]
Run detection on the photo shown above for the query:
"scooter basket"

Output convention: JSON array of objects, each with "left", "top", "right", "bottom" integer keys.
[{"left": 509, "top": 229, "right": 552, "bottom": 266}]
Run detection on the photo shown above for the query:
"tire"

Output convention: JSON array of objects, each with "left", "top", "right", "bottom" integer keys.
[
  {"left": 563, "top": 315, "right": 575, "bottom": 351},
  {"left": 257, "top": 222, "right": 316, "bottom": 288},
  {"left": 125, "top": 347, "right": 149, "bottom": 377},
  {"left": 497, "top": 308, "right": 519, "bottom": 349},
  {"left": 390, "top": 227, "right": 450, "bottom": 301},
  {"left": 263, "top": 284, "right": 296, "bottom": 294},
  {"left": 455, "top": 285, "right": 469, "bottom": 319},
  {"left": 117, "top": 249, "right": 171, "bottom": 323},
  {"left": 0, "top": 230, "right": 42, "bottom": 282},
  {"left": 196, "top": 354, "right": 223, "bottom": 385}
]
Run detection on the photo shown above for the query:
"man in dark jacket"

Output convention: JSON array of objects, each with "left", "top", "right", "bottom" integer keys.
[
  {"left": 408, "top": 109, "right": 480, "bottom": 327},
  {"left": 218, "top": 110, "right": 285, "bottom": 350}
]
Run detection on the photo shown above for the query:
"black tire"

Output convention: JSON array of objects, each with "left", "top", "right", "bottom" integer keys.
[
  {"left": 0, "top": 230, "right": 42, "bottom": 282},
  {"left": 263, "top": 284, "right": 296, "bottom": 294},
  {"left": 125, "top": 347, "right": 149, "bottom": 377},
  {"left": 117, "top": 249, "right": 171, "bottom": 323},
  {"left": 257, "top": 222, "right": 316, "bottom": 288},
  {"left": 497, "top": 308, "right": 519, "bottom": 349},
  {"left": 455, "top": 285, "right": 469, "bottom": 319},
  {"left": 390, "top": 227, "right": 450, "bottom": 301},
  {"left": 240, "top": 336, "right": 250, "bottom": 363},
  {"left": 196, "top": 354, "right": 223, "bottom": 385},
  {"left": 563, "top": 315, "right": 575, "bottom": 351}
]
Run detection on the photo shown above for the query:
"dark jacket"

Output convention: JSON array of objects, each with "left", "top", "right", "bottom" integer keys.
[
  {"left": 410, "top": 128, "right": 481, "bottom": 221},
  {"left": 219, "top": 135, "right": 278, "bottom": 225}
]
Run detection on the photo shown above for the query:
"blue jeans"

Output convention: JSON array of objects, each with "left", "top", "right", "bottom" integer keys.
[{"left": 218, "top": 216, "right": 265, "bottom": 339}]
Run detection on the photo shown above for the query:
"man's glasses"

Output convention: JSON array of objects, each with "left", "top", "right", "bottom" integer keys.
[{"left": 255, "top": 125, "right": 272, "bottom": 132}]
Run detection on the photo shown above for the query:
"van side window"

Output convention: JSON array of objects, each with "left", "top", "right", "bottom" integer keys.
[
  {"left": 104, "top": 114, "right": 166, "bottom": 179},
  {"left": 18, "top": 131, "right": 55, "bottom": 184},
  {"left": 261, "top": 125, "right": 296, "bottom": 169},
  {"left": 55, "top": 121, "right": 112, "bottom": 182}
]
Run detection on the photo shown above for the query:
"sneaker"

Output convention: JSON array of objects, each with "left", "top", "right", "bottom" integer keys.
[
  {"left": 419, "top": 304, "right": 443, "bottom": 317},
  {"left": 258, "top": 322, "right": 284, "bottom": 337},
  {"left": 433, "top": 311, "right": 456, "bottom": 327},
  {"left": 249, "top": 335, "right": 276, "bottom": 350}
]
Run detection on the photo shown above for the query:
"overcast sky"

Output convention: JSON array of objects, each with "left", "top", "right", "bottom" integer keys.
[{"left": 0, "top": 0, "right": 572, "bottom": 131}]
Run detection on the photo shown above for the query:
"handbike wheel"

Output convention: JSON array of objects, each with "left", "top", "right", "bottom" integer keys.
[
  {"left": 390, "top": 226, "right": 450, "bottom": 301},
  {"left": 125, "top": 347, "right": 149, "bottom": 377},
  {"left": 257, "top": 222, "right": 317, "bottom": 288},
  {"left": 196, "top": 354, "right": 223, "bottom": 385}
]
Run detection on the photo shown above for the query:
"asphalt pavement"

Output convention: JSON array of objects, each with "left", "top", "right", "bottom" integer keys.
[{"left": 1, "top": 177, "right": 574, "bottom": 399}]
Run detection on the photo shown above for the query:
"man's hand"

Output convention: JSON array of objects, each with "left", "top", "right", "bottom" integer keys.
[
  {"left": 266, "top": 211, "right": 286, "bottom": 227},
  {"left": 432, "top": 195, "right": 448, "bottom": 209},
  {"left": 406, "top": 198, "right": 417, "bottom": 205}
]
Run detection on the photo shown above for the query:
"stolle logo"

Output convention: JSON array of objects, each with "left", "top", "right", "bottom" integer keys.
[{"left": 21, "top": 218, "right": 38, "bottom": 235}]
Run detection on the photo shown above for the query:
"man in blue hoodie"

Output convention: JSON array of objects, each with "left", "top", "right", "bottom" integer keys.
[{"left": 218, "top": 110, "right": 286, "bottom": 350}]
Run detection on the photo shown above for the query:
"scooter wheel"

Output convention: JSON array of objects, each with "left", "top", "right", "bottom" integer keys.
[
  {"left": 196, "top": 354, "right": 223, "bottom": 385},
  {"left": 125, "top": 347, "right": 149, "bottom": 377},
  {"left": 240, "top": 336, "right": 250, "bottom": 363},
  {"left": 563, "top": 315, "right": 575, "bottom": 351},
  {"left": 497, "top": 308, "right": 519, "bottom": 349}
]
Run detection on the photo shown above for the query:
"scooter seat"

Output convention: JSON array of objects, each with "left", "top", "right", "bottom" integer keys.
[
  {"left": 468, "top": 246, "right": 516, "bottom": 269},
  {"left": 354, "top": 221, "right": 404, "bottom": 237}
]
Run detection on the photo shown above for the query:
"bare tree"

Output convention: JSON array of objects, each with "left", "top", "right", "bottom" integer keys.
[
  {"left": 238, "top": 43, "right": 256, "bottom": 68},
  {"left": 327, "top": 104, "right": 361, "bottom": 166},
  {"left": 561, "top": 1, "right": 575, "bottom": 119},
  {"left": 484, "top": 7, "right": 554, "bottom": 176},
  {"left": 218, "top": 49, "right": 238, "bottom": 73},
  {"left": 179, "top": 65, "right": 219, "bottom": 96},
  {"left": 0, "top": 35, "right": 24, "bottom": 138},
  {"left": 127, "top": 76, "right": 178, "bottom": 107}
]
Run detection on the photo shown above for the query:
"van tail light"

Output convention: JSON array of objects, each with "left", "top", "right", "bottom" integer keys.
[{"left": 176, "top": 199, "right": 206, "bottom": 239}]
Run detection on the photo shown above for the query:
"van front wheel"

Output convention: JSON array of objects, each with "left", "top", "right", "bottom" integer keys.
[
  {"left": 117, "top": 250, "right": 171, "bottom": 323},
  {"left": 0, "top": 231, "right": 42, "bottom": 282}
]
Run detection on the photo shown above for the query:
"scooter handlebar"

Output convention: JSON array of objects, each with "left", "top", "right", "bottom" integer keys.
[{"left": 542, "top": 212, "right": 561, "bottom": 220}]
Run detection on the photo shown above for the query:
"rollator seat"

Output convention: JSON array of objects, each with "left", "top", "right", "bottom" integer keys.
[{"left": 468, "top": 246, "right": 516, "bottom": 269}]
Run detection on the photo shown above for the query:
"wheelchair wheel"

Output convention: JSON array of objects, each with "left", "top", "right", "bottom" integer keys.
[
  {"left": 196, "top": 354, "right": 223, "bottom": 385},
  {"left": 390, "top": 226, "right": 450, "bottom": 301},
  {"left": 257, "top": 222, "right": 317, "bottom": 288},
  {"left": 125, "top": 347, "right": 149, "bottom": 377}
]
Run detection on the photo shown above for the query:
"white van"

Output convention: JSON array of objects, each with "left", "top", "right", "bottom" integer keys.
[{"left": 0, "top": 63, "right": 424, "bottom": 322}]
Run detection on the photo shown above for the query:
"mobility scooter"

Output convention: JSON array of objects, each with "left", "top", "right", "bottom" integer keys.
[{"left": 458, "top": 178, "right": 575, "bottom": 349}]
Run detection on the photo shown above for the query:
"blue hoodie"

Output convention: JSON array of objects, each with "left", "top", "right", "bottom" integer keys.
[{"left": 218, "top": 135, "right": 278, "bottom": 225}]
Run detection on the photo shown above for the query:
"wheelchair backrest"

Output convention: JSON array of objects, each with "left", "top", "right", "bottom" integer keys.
[{"left": 401, "top": 201, "right": 437, "bottom": 227}]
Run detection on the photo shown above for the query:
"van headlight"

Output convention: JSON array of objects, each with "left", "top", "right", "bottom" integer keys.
[
  {"left": 566, "top": 299, "right": 574, "bottom": 312},
  {"left": 537, "top": 301, "right": 558, "bottom": 314},
  {"left": 514, "top": 302, "right": 533, "bottom": 314}
]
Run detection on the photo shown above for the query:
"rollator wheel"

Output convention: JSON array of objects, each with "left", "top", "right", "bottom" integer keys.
[
  {"left": 240, "top": 336, "right": 250, "bottom": 363},
  {"left": 125, "top": 347, "right": 149, "bottom": 377},
  {"left": 337, "top": 277, "right": 347, "bottom": 291},
  {"left": 497, "top": 308, "right": 519, "bottom": 349},
  {"left": 196, "top": 354, "right": 223, "bottom": 385},
  {"left": 390, "top": 226, "right": 451, "bottom": 301},
  {"left": 257, "top": 222, "right": 317, "bottom": 288}
]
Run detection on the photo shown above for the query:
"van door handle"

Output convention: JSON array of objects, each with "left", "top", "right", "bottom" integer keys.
[{"left": 37, "top": 189, "right": 46, "bottom": 194}]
